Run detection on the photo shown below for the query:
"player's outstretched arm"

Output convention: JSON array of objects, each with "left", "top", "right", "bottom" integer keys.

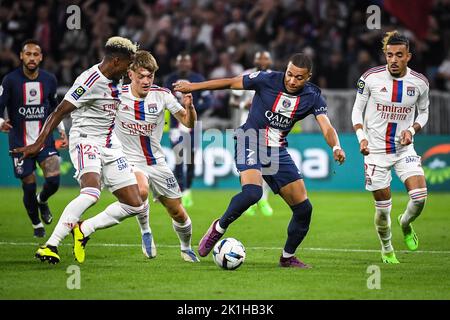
[
  {"left": 316, "top": 114, "right": 346, "bottom": 164},
  {"left": 173, "top": 76, "right": 244, "bottom": 93},
  {"left": 12, "top": 100, "right": 76, "bottom": 160}
]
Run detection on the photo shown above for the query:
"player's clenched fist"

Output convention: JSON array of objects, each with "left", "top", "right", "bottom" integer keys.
[
  {"left": 400, "top": 130, "right": 413, "bottom": 146},
  {"left": 333, "top": 148, "right": 346, "bottom": 164},
  {"left": 359, "top": 139, "right": 370, "bottom": 155},
  {"left": 182, "top": 93, "right": 194, "bottom": 109}
]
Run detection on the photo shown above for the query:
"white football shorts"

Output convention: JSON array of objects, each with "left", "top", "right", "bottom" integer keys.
[
  {"left": 364, "top": 148, "right": 424, "bottom": 191},
  {"left": 130, "top": 161, "right": 182, "bottom": 200},
  {"left": 69, "top": 134, "right": 137, "bottom": 192}
]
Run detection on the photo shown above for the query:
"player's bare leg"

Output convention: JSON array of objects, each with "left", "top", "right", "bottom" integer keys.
[
  {"left": 398, "top": 175, "right": 427, "bottom": 251},
  {"left": 134, "top": 171, "right": 155, "bottom": 258},
  {"left": 372, "top": 187, "right": 399, "bottom": 263},
  {"left": 21, "top": 172, "right": 45, "bottom": 237},
  {"left": 36, "top": 172, "right": 101, "bottom": 264},
  {"left": 278, "top": 179, "right": 311, "bottom": 268},
  {"left": 160, "top": 195, "right": 199, "bottom": 262},
  {"left": 198, "top": 169, "right": 263, "bottom": 257},
  {"left": 37, "top": 155, "right": 61, "bottom": 225}
]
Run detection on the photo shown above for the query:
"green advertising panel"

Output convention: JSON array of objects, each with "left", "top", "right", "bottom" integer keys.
[{"left": 1, "top": 133, "right": 449, "bottom": 191}]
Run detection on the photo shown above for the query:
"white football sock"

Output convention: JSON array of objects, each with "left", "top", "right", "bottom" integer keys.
[
  {"left": 32, "top": 222, "right": 44, "bottom": 229},
  {"left": 400, "top": 188, "right": 427, "bottom": 230},
  {"left": 46, "top": 187, "right": 100, "bottom": 247},
  {"left": 136, "top": 200, "right": 151, "bottom": 235},
  {"left": 172, "top": 217, "right": 192, "bottom": 251},
  {"left": 282, "top": 250, "right": 294, "bottom": 258},
  {"left": 81, "top": 201, "right": 148, "bottom": 237},
  {"left": 215, "top": 221, "right": 226, "bottom": 233},
  {"left": 374, "top": 199, "right": 393, "bottom": 253}
]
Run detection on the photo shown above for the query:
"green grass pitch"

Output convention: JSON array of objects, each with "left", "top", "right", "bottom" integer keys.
[{"left": 0, "top": 187, "right": 449, "bottom": 300}]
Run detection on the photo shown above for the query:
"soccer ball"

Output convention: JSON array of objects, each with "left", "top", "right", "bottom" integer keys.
[{"left": 212, "top": 238, "right": 246, "bottom": 270}]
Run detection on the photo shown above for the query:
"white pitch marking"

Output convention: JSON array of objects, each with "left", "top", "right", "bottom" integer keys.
[{"left": 1, "top": 241, "right": 450, "bottom": 254}]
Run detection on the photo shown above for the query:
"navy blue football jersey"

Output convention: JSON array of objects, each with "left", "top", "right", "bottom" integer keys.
[
  {"left": 241, "top": 71, "right": 327, "bottom": 147},
  {"left": 0, "top": 68, "right": 58, "bottom": 149}
]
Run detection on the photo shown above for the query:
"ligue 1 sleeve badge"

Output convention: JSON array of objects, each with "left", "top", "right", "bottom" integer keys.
[
  {"left": 357, "top": 79, "right": 365, "bottom": 94},
  {"left": 71, "top": 86, "right": 87, "bottom": 100}
]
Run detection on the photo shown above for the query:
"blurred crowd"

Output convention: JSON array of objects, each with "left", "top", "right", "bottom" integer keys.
[{"left": 1, "top": 0, "right": 450, "bottom": 97}]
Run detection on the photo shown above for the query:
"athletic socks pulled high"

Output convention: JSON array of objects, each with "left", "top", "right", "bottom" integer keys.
[
  {"left": 283, "top": 199, "right": 313, "bottom": 255},
  {"left": 219, "top": 184, "right": 262, "bottom": 229},
  {"left": 22, "top": 182, "right": 40, "bottom": 225},
  {"left": 37, "top": 176, "right": 60, "bottom": 204}
]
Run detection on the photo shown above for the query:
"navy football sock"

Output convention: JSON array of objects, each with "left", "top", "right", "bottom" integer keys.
[
  {"left": 284, "top": 199, "right": 313, "bottom": 254},
  {"left": 38, "top": 175, "right": 60, "bottom": 203},
  {"left": 22, "top": 183, "right": 40, "bottom": 225},
  {"left": 219, "top": 184, "right": 263, "bottom": 229}
]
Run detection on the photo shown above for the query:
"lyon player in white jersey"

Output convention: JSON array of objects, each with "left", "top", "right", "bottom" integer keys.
[
  {"left": 229, "top": 51, "right": 274, "bottom": 217},
  {"left": 116, "top": 50, "right": 200, "bottom": 262},
  {"left": 351, "top": 31, "right": 429, "bottom": 264},
  {"left": 15, "top": 37, "right": 147, "bottom": 264}
]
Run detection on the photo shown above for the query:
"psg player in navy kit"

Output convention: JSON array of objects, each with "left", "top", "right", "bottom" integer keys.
[
  {"left": 0, "top": 39, "right": 68, "bottom": 237},
  {"left": 174, "top": 53, "right": 346, "bottom": 268}
]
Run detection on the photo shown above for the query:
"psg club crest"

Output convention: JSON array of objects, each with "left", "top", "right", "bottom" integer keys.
[
  {"left": 16, "top": 165, "right": 24, "bottom": 175},
  {"left": 407, "top": 86, "right": 416, "bottom": 96},
  {"left": 282, "top": 99, "right": 291, "bottom": 108},
  {"left": 29, "top": 89, "right": 37, "bottom": 96}
]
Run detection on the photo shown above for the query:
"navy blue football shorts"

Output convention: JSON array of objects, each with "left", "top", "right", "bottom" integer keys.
[
  {"left": 234, "top": 137, "right": 303, "bottom": 194},
  {"left": 11, "top": 145, "right": 59, "bottom": 179}
]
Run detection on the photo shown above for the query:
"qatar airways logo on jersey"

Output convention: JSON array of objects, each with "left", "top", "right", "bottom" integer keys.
[
  {"left": 120, "top": 121, "right": 157, "bottom": 135},
  {"left": 19, "top": 106, "right": 45, "bottom": 119},
  {"left": 265, "top": 111, "right": 293, "bottom": 129},
  {"left": 376, "top": 103, "right": 414, "bottom": 121}
]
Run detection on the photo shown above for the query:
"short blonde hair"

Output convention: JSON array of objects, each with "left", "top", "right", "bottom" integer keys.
[
  {"left": 382, "top": 30, "right": 409, "bottom": 53},
  {"left": 129, "top": 50, "right": 159, "bottom": 73},
  {"left": 105, "top": 36, "right": 138, "bottom": 55}
]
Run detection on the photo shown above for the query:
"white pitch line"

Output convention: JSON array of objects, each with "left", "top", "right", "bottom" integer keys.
[{"left": 1, "top": 241, "right": 450, "bottom": 254}]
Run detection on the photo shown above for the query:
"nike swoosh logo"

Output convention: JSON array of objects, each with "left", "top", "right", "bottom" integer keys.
[
  {"left": 48, "top": 151, "right": 58, "bottom": 156},
  {"left": 27, "top": 98, "right": 38, "bottom": 103}
]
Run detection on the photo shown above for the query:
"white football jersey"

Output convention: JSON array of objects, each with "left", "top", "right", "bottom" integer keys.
[
  {"left": 64, "top": 64, "right": 121, "bottom": 147},
  {"left": 115, "top": 84, "right": 184, "bottom": 165},
  {"left": 352, "top": 65, "right": 429, "bottom": 154}
]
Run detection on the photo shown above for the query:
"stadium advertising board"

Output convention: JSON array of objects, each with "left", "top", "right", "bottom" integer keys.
[{"left": 1, "top": 133, "right": 448, "bottom": 191}]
